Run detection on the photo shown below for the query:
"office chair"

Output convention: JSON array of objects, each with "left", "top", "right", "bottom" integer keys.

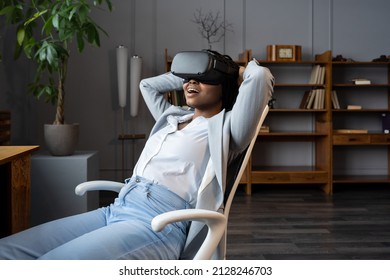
[{"left": 75, "top": 105, "right": 269, "bottom": 260}]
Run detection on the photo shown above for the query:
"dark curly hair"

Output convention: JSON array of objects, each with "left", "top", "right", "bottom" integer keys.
[{"left": 205, "top": 50, "right": 239, "bottom": 111}]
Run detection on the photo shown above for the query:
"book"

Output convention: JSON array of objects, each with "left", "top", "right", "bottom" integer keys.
[
  {"left": 309, "top": 65, "right": 325, "bottom": 84},
  {"left": 306, "top": 90, "right": 317, "bottom": 109},
  {"left": 309, "top": 65, "right": 320, "bottom": 84},
  {"left": 307, "top": 89, "right": 325, "bottom": 109},
  {"left": 333, "top": 129, "right": 368, "bottom": 134},
  {"left": 320, "top": 89, "right": 325, "bottom": 108},
  {"left": 267, "top": 45, "right": 276, "bottom": 61},
  {"left": 331, "top": 90, "right": 340, "bottom": 109},
  {"left": 260, "top": 125, "right": 270, "bottom": 133},
  {"left": 347, "top": 105, "right": 362, "bottom": 110},
  {"left": 317, "top": 66, "right": 325, "bottom": 84},
  {"left": 351, "top": 78, "right": 371, "bottom": 85},
  {"left": 317, "top": 89, "right": 325, "bottom": 109},
  {"left": 313, "top": 89, "right": 321, "bottom": 109},
  {"left": 299, "top": 91, "right": 311, "bottom": 109}
]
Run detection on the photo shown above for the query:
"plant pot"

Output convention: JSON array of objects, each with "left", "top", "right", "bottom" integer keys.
[{"left": 44, "top": 123, "right": 79, "bottom": 156}]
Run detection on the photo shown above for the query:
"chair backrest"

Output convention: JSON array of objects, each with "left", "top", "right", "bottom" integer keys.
[
  {"left": 220, "top": 104, "right": 269, "bottom": 259},
  {"left": 177, "top": 105, "right": 269, "bottom": 260}
]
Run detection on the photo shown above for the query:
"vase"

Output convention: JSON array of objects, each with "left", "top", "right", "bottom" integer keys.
[{"left": 44, "top": 123, "right": 79, "bottom": 156}]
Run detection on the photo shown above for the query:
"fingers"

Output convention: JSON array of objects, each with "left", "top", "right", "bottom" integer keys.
[{"left": 237, "top": 66, "right": 245, "bottom": 86}]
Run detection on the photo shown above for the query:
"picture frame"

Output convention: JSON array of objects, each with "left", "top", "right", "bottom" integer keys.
[{"left": 267, "top": 45, "right": 302, "bottom": 62}]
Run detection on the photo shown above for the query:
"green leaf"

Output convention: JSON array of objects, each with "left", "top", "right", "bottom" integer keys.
[
  {"left": 24, "top": 10, "right": 48, "bottom": 26},
  {"left": 78, "top": 4, "right": 89, "bottom": 23},
  {"left": 69, "top": 6, "right": 79, "bottom": 21},
  {"left": 0, "top": 6, "right": 14, "bottom": 16},
  {"left": 43, "top": 15, "right": 54, "bottom": 35},
  {"left": 0, "top": 5, "right": 23, "bottom": 24},
  {"left": 23, "top": 37, "right": 37, "bottom": 59},
  {"left": 76, "top": 32, "right": 85, "bottom": 52},
  {"left": 94, "top": 0, "right": 113, "bottom": 11},
  {"left": 106, "top": 0, "right": 113, "bottom": 11},
  {"left": 52, "top": 13, "right": 59, "bottom": 29},
  {"left": 46, "top": 44, "right": 58, "bottom": 66},
  {"left": 86, "top": 24, "right": 100, "bottom": 46},
  {"left": 16, "top": 27, "right": 25, "bottom": 46},
  {"left": 37, "top": 87, "right": 47, "bottom": 99},
  {"left": 36, "top": 42, "right": 48, "bottom": 62}
]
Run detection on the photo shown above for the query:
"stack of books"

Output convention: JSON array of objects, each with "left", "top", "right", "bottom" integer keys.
[
  {"left": 309, "top": 65, "right": 326, "bottom": 84},
  {"left": 300, "top": 89, "right": 325, "bottom": 109}
]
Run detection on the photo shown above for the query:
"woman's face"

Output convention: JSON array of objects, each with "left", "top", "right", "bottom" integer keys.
[{"left": 183, "top": 79, "right": 223, "bottom": 114}]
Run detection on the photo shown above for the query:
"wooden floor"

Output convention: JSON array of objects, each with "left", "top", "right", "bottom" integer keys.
[{"left": 226, "top": 185, "right": 390, "bottom": 260}]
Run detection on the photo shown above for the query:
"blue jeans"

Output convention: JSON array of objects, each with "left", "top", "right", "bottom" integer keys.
[{"left": 0, "top": 176, "right": 190, "bottom": 260}]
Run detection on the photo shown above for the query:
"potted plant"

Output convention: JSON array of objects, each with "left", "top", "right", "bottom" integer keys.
[{"left": 0, "top": 0, "right": 112, "bottom": 155}]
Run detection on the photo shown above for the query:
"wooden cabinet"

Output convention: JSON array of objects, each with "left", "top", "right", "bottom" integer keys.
[
  {"left": 0, "top": 146, "right": 39, "bottom": 237},
  {"left": 331, "top": 61, "right": 390, "bottom": 185}
]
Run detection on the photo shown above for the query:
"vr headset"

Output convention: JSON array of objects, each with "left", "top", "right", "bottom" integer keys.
[{"left": 170, "top": 50, "right": 239, "bottom": 85}]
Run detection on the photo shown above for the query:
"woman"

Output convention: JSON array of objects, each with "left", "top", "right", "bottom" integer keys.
[{"left": 0, "top": 50, "right": 273, "bottom": 259}]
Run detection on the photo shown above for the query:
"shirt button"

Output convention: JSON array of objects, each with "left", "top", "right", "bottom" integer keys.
[{"left": 136, "top": 178, "right": 141, "bottom": 183}]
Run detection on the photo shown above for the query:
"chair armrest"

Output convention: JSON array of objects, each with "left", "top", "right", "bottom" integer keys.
[
  {"left": 151, "top": 209, "right": 226, "bottom": 260},
  {"left": 75, "top": 180, "right": 125, "bottom": 196}
]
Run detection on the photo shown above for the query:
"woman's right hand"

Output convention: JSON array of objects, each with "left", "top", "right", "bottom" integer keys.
[{"left": 237, "top": 66, "right": 245, "bottom": 86}]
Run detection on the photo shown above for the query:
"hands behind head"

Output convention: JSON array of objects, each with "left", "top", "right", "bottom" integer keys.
[{"left": 237, "top": 66, "right": 245, "bottom": 86}]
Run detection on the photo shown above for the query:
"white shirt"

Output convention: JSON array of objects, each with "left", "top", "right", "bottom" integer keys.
[{"left": 133, "top": 113, "right": 210, "bottom": 206}]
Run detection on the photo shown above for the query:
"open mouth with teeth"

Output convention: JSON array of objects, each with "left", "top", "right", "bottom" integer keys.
[
  {"left": 186, "top": 87, "right": 200, "bottom": 95},
  {"left": 188, "top": 87, "right": 199, "bottom": 93}
]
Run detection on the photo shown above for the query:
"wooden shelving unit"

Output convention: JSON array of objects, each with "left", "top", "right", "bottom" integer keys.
[
  {"left": 239, "top": 51, "right": 333, "bottom": 194},
  {"left": 331, "top": 60, "right": 390, "bottom": 186}
]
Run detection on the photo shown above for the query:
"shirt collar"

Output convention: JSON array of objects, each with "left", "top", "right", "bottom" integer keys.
[{"left": 167, "top": 113, "right": 194, "bottom": 126}]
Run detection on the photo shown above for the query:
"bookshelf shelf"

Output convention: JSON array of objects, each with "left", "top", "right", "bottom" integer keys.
[
  {"left": 332, "top": 61, "right": 390, "bottom": 66},
  {"left": 333, "top": 175, "right": 390, "bottom": 184},
  {"left": 270, "top": 109, "right": 327, "bottom": 113},
  {"left": 259, "top": 132, "right": 327, "bottom": 138},
  {"left": 258, "top": 60, "right": 328, "bottom": 65},
  {"left": 333, "top": 84, "right": 390, "bottom": 87},
  {"left": 274, "top": 84, "right": 325, "bottom": 87},
  {"left": 333, "top": 109, "right": 389, "bottom": 112}
]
